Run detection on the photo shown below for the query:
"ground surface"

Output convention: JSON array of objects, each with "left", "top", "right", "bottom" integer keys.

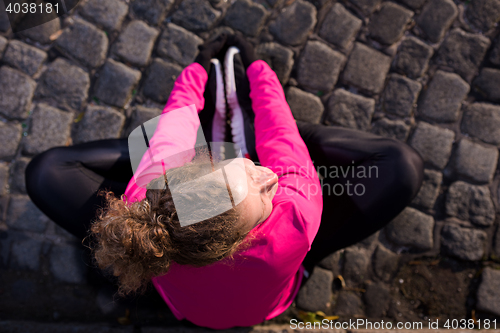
[{"left": 0, "top": 0, "right": 500, "bottom": 331}]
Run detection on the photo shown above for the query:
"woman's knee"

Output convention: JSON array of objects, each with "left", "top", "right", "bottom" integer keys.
[{"left": 25, "top": 147, "right": 69, "bottom": 195}]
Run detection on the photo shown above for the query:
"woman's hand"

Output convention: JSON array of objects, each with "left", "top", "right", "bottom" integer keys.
[{"left": 194, "top": 33, "right": 228, "bottom": 73}]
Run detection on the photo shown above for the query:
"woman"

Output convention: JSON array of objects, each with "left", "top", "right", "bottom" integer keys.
[{"left": 25, "top": 33, "right": 424, "bottom": 329}]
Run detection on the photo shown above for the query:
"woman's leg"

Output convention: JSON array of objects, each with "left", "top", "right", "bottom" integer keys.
[
  {"left": 25, "top": 139, "right": 133, "bottom": 240},
  {"left": 295, "top": 121, "right": 424, "bottom": 273}
]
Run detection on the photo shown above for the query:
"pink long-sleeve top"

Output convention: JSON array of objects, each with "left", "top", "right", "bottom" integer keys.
[{"left": 123, "top": 60, "right": 323, "bottom": 329}]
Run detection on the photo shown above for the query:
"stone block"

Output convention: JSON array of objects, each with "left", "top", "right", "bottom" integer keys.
[
  {"left": 10, "top": 237, "right": 43, "bottom": 271},
  {"left": 368, "top": 2, "right": 413, "bottom": 45},
  {"left": 269, "top": 0, "right": 317, "bottom": 46},
  {"left": 466, "top": 0, "right": 500, "bottom": 32},
  {"left": 49, "top": 244, "right": 88, "bottom": 284},
  {"left": 325, "top": 89, "right": 375, "bottom": 130},
  {"left": 142, "top": 58, "right": 185, "bottom": 103},
  {"left": 446, "top": 181, "right": 495, "bottom": 227},
  {"left": 256, "top": 42, "right": 294, "bottom": 84},
  {"left": 2, "top": 40, "right": 47, "bottom": 76},
  {"left": 224, "top": 0, "right": 268, "bottom": 37},
  {"left": 75, "top": 105, "right": 125, "bottom": 144},
  {"left": 347, "top": 0, "right": 382, "bottom": 15},
  {"left": 297, "top": 41, "right": 345, "bottom": 92},
  {"left": 461, "top": 103, "right": 500, "bottom": 146},
  {"left": 123, "top": 106, "right": 162, "bottom": 138},
  {"left": 23, "top": 104, "right": 73, "bottom": 155},
  {"left": 319, "top": 3, "right": 362, "bottom": 50},
  {"left": 9, "top": 157, "right": 30, "bottom": 194},
  {"left": 318, "top": 250, "right": 341, "bottom": 275},
  {"left": 35, "top": 58, "right": 90, "bottom": 112},
  {"left": 171, "top": 0, "right": 221, "bottom": 32},
  {"left": 334, "top": 291, "right": 364, "bottom": 316},
  {"left": 473, "top": 68, "right": 500, "bottom": 103},
  {"left": 79, "top": 0, "right": 129, "bottom": 31},
  {"left": 343, "top": 247, "right": 370, "bottom": 285},
  {"left": 93, "top": 59, "right": 142, "bottom": 108},
  {"left": 0, "top": 122, "right": 22, "bottom": 160},
  {"left": 373, "top": 244, "right": 399, "bottom": 282},
  {"left": 441, "top": 224, "right": 486, "bottom": 261},
  {"left": 412, "top": 169, "right": 442, "bottom": 210},
  {"left": 0, "top": 36, "right": 7, "bottom": 56},
  {"left": 477, "top": 268, "right": 500, "bottom": 316},
  {"left": 385, "top": 207, "right": 434, "bottom": 251},
  {"left": 157, "top": 23, "right": 203, "bottom": 66},
  {"left": 453, "top": 138, "right": 498, "bottom": 184},
  {"left": 6, "top": 195, "right": 49, "bottom": 232},
  {"left": 0, "top": 66, "right": 36, "bottom": 120},
  {"left": 397, "top": 0, "right": 426, "bottom": 9},
  {"left": 0, "top": 162, "right": 8, "bottom": 196},
  {"left": 54, "top": 18, "right": 108, "bottom": 69},
  {"left": 285, "top": 87, "right": 324, "bottom": 124},
  {"left": 382, "top": 73, "right": 421, "bottom": 117},
  {"left": 416, "top": 0, "right": 458, "bottom": 43},
  {"left": 0, "top": 0, "right": 10, "bottom": 32},
  {"left": 491, "top": 38, "right": 500, "bottom": 66},
  {"left": 112, "top": 20, "right": 159, "bottom": 67},
  {"left": 364, "top": 281, "right": 390, "bottom": 318},
  {"left": 418, "top": 71, "right": 470, "bottom": 123},
  {"left": 295, "top": 266, "right": 333, "bottom": 312},
  {"left": 394, "top": 36, "right": 433, "bottom": 79},
  {"left": 130, "top": 0, "right": 174, "bottom": 26},
  {"left": 436, "top": 28, "right": 491, "bottom": 82},
  {"left": 342, "top": 42, "right": 392, "bottom": 94},
  {"left": 370, "top": 118, "right": 410, "bottom": 142},
  {"left": 495, "top": 227, "right": 500, "bottom": 259},
  {"left": 408, "top": 122, "right": 455, "bottom": 169},
  {"left": 17, "top": 14, "right": 61, "bottom": 44}
]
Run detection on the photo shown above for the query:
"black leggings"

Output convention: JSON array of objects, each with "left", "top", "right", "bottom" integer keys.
[{"left": 25, "top": 122, "right": 424, "bottom": 273}]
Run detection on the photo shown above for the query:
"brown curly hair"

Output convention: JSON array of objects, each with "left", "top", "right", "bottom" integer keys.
[{"left": 88, "top": 160, "right": 255, "bottom": 297}]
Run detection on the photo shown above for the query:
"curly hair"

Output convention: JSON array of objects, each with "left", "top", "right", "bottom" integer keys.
[{"left": 88, "top": 160, "right": 255, "bottom": 297}]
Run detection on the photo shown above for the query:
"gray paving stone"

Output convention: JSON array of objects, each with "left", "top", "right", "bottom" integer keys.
[
  {"left": 17, "top": 14, "right": 61, "bottom": 44},
  {"left": 123, "top": 106, "right": 162, "bottom": 138},
  {"left": 385, "top": 207, "right": 434, "bottom": 251},
  {"left": 35, "top": 58, "right": 90, "bottom": 112},
  {"left": 446, "top": 181, "right": 495, "bottom": 227},
  {"left": 318, "top": 250, "right": 341, "bottom": 275},
  {"left": 171, "top": 0, "right": 221, "bottom": 32},
  {"left": 0, "top": 162, "right": 8, "bottom": 196},
  {"left": 0, "top": 36, "right": 7, "bottom": 57},
  {"left": 417, "top": 70, "right": 470, "bottom": 123},
  {"left": 412, "top": 169, "right": 442, "bottom": 210},
  {"left": 6, "top": 195, "right": 49, "bottom": 232},
  {"left": 343, "top": 247, "right": 370, "bottom": 285},
  {"left": 157, "top": 23, "right": 203, "bottom": 67},
  {"left": 461, "top": 103, "right": 500, "bottom": 146},
  {"left": 0, "top": 0, "right": 10, "bottom": 32},
  {"left": 342, "top": 42, "right": 392, "bottom": 94},
  {"left": 325, "top": 89, "right": 375, "bottom": 130},
  {"left": 269, "top": 0, "right": 317, "bottom": 46},
  {"left": 142, "top": 58, "right": 183, "bottom": 103},
  {"left": 0, "top": 122, "right": 22, "bottom": 160},
  {"left": 473, "top": 68, "right": 500, "bottom": 103},
  {"left": 319, "top": 3, "right": 362, "bottom": 50},
  {"left": 297, "top": 41, "right": 345, "bottom": 92},
  {"left": 0, "top": 196, "right": 8, "bottom": 224},
  {"left": 477, "top": 267, "right": 500, "bottom": 316},
  {"left": 9, "top": 157, "right": 30, "bottom": 194},
  {"left": 93, "top": 59, "right": 142, "bottom": 108},
  {"left": 397, "top": 0, "right": 426, "bottom": 9},
  {"left": 10, "top": 237, "right": 43, "bottom": 271},
  {"left": 285, "top": 87, "right": 324, "bottom": 124},
  {"left": 495, "top": 227, "right": 500, "bottom": 259},
  {"left": 2, "top": 40, "right": 47, "bottom": 77},
  {"left": 295, "top": 266, "right": 333, "bottom": 312},
  {"left": 55, "top": 18, "right": 108, "bottom": 69},
  {"left": 436, "top": 28, "right": 491, "bottom": 82},
  {"left": 23, "top": 104, "right": 73, "bottom": 155},
  {"left": 224, "top": 0, "right": 268, "bottom": 37},
  {"left": 465, "top": 0, "right": 500, "bottom": 32},
  {"left": 334, "top": 291, "right": 364, "bottom": 316},
  {"left": 368, "top": 2, "right": 413, "bottom": 45},
  {"left": 49, "top": 244, "right": 88, "bottom": 284},
  {"left": 382, "top": 74, "right": 421, "bottom": 117},
  {"left": 79, "top": 0, "right": 129, "bottom": 31},
  {"left": 409, "top": 122, "right": 455, "bottom": 169},
  {"left": 394, "top": 36, "right": 433, "bottom": 79},
  {"left": 130, "top": 0, "right": 174, "bottom": 26},
  {"left": 370, "top": 118, "right": 410, "bottom": 142},
  {"left": 364, "top": 281, "right": 390, "bottom": 318},
  {"left": 256, "top": 42, "right": 294, "bottom": 84},
  {"left": 490, "top": 38, "right": 500, "bottom": 66},
  {"left": 112, "top": 20, "right": 159, "bottom": 67},
  {"left": 441, "top": 224, "right": 486, "bottom": 261},
  {"left": 0, "top": 66, "right": 36, "bottom": 120},
  {"left": 453, "top": 138, "right": 498, "bottom": 184},
  {"left": 373, "top": 244, "right": 399, "bottom": 282},
  {"left": 347, "top": 0, "right": 382, "bottom": 15},
  {"left": 416, "top": 0, "right": 458, "bottom": 43},
  {"left": 75, "top": 105, "right": 126, "bottom": 144}
]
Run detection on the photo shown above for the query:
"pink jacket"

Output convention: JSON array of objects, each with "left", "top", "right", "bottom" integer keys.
[{"left": 123, "top": 60, "right": 323, "bottom": 329}]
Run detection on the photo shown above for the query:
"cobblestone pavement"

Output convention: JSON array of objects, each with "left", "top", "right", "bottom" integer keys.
[{"left": 1, "top": 0, "right": 500, "bottom": 330}]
